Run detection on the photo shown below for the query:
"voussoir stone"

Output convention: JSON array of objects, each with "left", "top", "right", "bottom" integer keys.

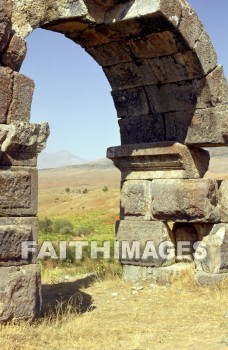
[
  {"left": 151, "top": 179, "right": 220, "bottom": 222},
  {"left": 0, "top": 264, "right": 41, "bottom": 322},
  {"left": 165, "top": 105, "right": 228, "bottom": 145},
  {"left": 0, "top": 0, "right": 12, "bottom": 55}
]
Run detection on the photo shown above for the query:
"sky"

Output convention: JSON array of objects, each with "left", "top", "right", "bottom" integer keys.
[{"left": 20, "top": 0, "right": 228, "bottom": 160}]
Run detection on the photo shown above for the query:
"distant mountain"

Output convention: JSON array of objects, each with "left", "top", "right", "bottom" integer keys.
[
  {"left": 69, "top": 157, "right": 115, "bottom": 169},
  {"left": 38, "top": 150, "right": 87, "bottom": 169}
]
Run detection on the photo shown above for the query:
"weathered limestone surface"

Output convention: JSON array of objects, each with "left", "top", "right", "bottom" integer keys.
[
  {"left": 194, "top": 224, "right": 228, "bottom": 274},
  {"left": 0, "top": 217, "right": 38, "bottom": 266},
  {"left": 0, "top": 122, "right": 49, "bottom": 166},
  {"left": 8, "top": 72, "right": 35, "bottom": 123},
  {"left": 0, "top": 264, "right": 41, "bottom": 322},
  {"left": 219, "top": 181, "right": 228, "bottom": 222},
  {"left": 165, "top": 105, "right": 228, "bottom": 145},
  {"left": 116, "top": 220, "right": 175, "bottom": 267},
  {"left": 120, "top": 180, "right": 151, "bottom": 220},
  {"left": 107, "top": 143, "right": 210, "bottom": 180},
  {"left": 151, "top": 179, "right": 220, "bottom": 222},
  {"left": 123, "top": 262, "right": 194, "bottom": 284},
  {"left": 104, "top": 50, "right": 203, "bottom": 91},
  {"left": 0, "top": 167, "right": 38, "bottom": 216},
  {"left": 0, "top": 66, "right": 13, "bottom": 123},
  {"left": 0, "top": 0, "right": 12, "bottom": 55},
  {"left": 1, "top": 33, "right": 27, "bottom": 71}
]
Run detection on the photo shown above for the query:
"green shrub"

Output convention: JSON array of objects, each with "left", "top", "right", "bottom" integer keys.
[
  {"left": 53, "top": 219, "right": 73, "bottom": 234},
  {"left": 65, "top": 187, "right": 71, "bottom": 194},
  {"left": 82, "top": 188, "right": 88, "bottom": 194},
  {"left": 102, "top": 186, "right": 108, "bottom": 192},
  {"left": 75, "top": 225, "right": 94, "bottom": 237},
  {"left": 39, "top": 217, "right": 53, "bottom": 234}
]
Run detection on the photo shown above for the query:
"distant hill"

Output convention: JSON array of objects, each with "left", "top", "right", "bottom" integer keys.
[
  {"left": 69, "top": 158, "right": 115, "bottom": 169},
  {"left": 38, "top": 150, "right": 87, "bottom": 169},
  {"left": 38, "top": 147, "right": 228, "bottom": 171}
]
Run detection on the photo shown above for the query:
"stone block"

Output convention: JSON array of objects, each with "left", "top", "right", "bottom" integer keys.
[
  {"left": 0, "top": 122, "right": 50, "bottom": 166},
  {"left": 120, "top": 180, "right": 151, "bottom": 220},
  {"left": 194, "top": 224, "right": 228, "bottom": 274},
  {"left": 105, "top": 50, "right": 203, "bottom": 91},
  {"left": 151, "top": 179, "right": 220, "bottom": 222},
  {"left": 0, "top": 217, "right": 38, "bottom": 266},
  {"left": 219, "top": 181, "right": 228, "bottom": 222},
  {"left": 2, "top": 33, "right": 27, "bottom": 71},
  {"left": 0, "top": 152, "right": 37, "bottom": 167},
  {"left": 85, "top": 41, "right": 132, "bottom": 66},
  {"left": 194, "top": 30, "right": 217, "bottom": 74},
  {"left": 0, "top": 167, "right": 38, "bottom": 216},
  {"left": 146, "top": 50, "right": 203, "bottom": 84},
  {"left": 0, "top": 264, "right": 41, "bottom": 322},
  {"left": 196, "top": 271, "right": 228, "bottom": 287},
  {"left": 177, "top": 1, "right": 203, "bottom": 49},
  {"left": 116, "top": 220, "right": 175, "bottom": 267},
  {"left": 107, "top": 143, "right": 210, "bottom": 180},
  {"left": 145, "top": 67, "right": 227, "bottom": 114},
  {"left": 119, "top": 114, "right": 165, "bottom": 144},
  {"left": 0, "top": 66, "right": 13, "bottom": 123},
  {"left": 112, "top": 87, "right": 150, "bottom": 118},
  {"left": 0, "top": 0, "right": 12, "bottom": 55},
  {"left": 123, "top": 262, "right": 193, "bottom": 284},
  {"left": 165, "top": 105, "right": 228, "bottom": 145},
  {"left": 7, "top": 72, "right": 35, "bottom": 123},
  {"left": 103, "top": 60, "right": 158, "bottom": 90},
  {"left": 127, "top": 31, "right": 181, "bottom": 59}
]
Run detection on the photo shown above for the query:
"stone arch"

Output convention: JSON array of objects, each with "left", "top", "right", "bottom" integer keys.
[{"left": 0, "top": 0, "right": 227, "bottom": 321}]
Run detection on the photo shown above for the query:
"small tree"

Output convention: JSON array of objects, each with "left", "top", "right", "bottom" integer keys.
[
  {"left": 65, "top": 187, "right": 71, "bottom": 194},
  {"left": 102, "top": 186, "right": 108, "bottom": 192},
  {"left": 82, "top": 188, "right": 88, "bottom": 194}
]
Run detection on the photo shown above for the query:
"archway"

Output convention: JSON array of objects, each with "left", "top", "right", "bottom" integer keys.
[{"left": 0, "top": 0, "right": 227, "bottom": 321}]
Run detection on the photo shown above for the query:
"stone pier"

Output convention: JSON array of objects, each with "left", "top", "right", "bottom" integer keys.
[{"left": 0, "top": 0, "right": 227, "bottom": 321}]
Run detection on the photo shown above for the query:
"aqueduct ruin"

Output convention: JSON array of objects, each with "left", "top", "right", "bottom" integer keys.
[{"left": 0, "top": 0, "right": 227, "bottom": 321}]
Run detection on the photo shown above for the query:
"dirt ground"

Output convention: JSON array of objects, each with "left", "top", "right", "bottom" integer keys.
[{"left": 0, "top": 271, "right": 227, "bottom": 350}]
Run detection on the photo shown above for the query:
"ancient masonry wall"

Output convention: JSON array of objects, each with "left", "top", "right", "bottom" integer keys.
[{"left": 0, "top": 0, "right": 227, "bottom": 321}]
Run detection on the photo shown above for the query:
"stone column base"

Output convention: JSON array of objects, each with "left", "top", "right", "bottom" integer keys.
[{"left": 0, "top": 264, "right": 41, "bottom": 322}]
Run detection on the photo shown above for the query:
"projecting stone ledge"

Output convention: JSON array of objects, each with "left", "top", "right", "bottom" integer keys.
[
  {"left": 0, "top": 122, "right": 50, "bottom": 166},
  {"left": 107, "top": 142, "right": 210, "bottom": 180}
]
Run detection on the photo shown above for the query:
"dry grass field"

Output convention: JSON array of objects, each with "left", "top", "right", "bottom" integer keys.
[
  {"left": 0, "top": 271, "right": 227, "bottom": 350},
  {"left": 0, "top": 156, "right": 227, "bottom": 350}
]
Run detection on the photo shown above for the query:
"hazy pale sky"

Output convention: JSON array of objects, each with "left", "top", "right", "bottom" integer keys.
[{"left": 20, "top": 0, "right": 228, "bottom": 160}]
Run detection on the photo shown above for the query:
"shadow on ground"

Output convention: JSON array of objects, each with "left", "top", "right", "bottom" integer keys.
[{"left": 41, "top": 274, "right": 96, "bottom": 317}]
